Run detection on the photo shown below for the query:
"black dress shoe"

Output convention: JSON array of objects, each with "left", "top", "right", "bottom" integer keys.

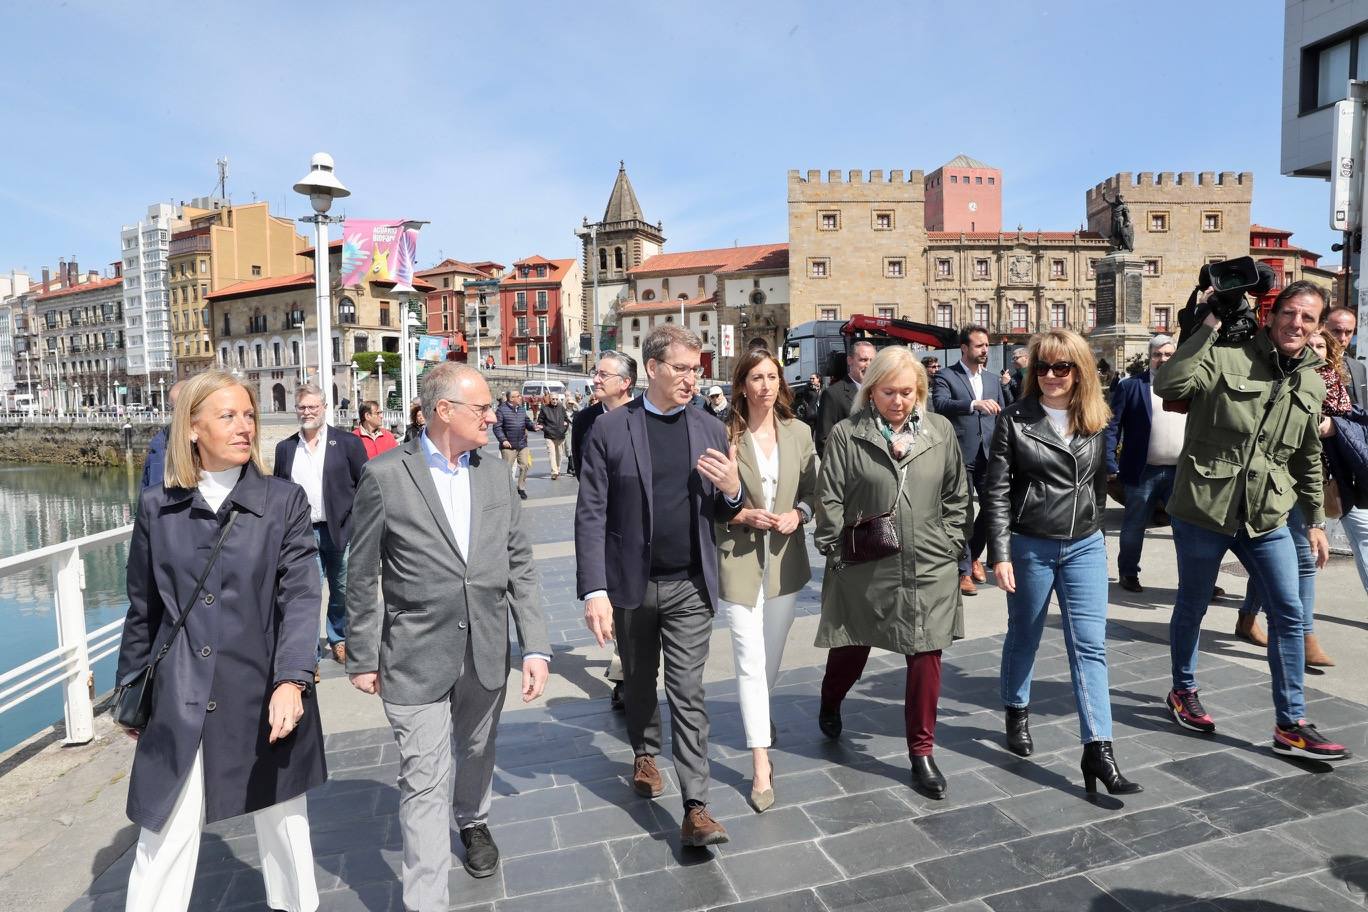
[
  {"left": 460, "top": 823, "right": 500, "bottom": 877},
  {"left": 818, "top": 706, "right": 842, "bottom": 740},
  {"left": 610, "top": 681, "right": 625, "bottom": 712},
  {"left": 1081, "top": 741, "right": 1142, "bottom": 796},
  {"left": 518, "top": 490, "right": 528, "bottom": 500},
  {"left": 1119, "top": 576, "right": 1144, "bottom": 593},
  {"left": 911, "top": 755, "right": 946, "bottom": 799},
  {"left": 1005, "top": 706, "right": 1033, "bottom": 757}
]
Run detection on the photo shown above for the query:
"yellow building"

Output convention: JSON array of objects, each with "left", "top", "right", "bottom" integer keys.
[{"left": 170, "top": 202, "right": 310, "bottom": 379}]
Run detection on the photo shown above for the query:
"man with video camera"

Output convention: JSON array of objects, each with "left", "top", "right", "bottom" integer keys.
[{"left": 1153, "top": 275, "right": 1349, "bottom": 761}]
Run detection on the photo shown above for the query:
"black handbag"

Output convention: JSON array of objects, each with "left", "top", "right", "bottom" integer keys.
[
  {"left": 113, "top": 509, "right": 239, "bottom": 730},
  {"left": 840, "top": 466, "right": 908, "bottom": 564}
]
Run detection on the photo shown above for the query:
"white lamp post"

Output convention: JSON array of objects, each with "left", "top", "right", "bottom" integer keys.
[
  {"left": 293, "top": 152, "right": 350, "bottom": 426},
  {"left": 158, "top": 377, "right": 165, "bottom": 413},
  {"left": 375, "top": 352, "right": 386, "bottom": 407},
  {"left": 350, "top": 360, "right": 359, "bottom": 414},
  {"left": 401, "top": 306, "right": 422, "bottom": 413},
  {"left": 574, "top": 220, "right": 600, "bottom": 366}
]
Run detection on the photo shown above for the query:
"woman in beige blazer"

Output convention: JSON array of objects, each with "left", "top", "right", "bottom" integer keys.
[{"left": 717, "top": 348, "right": 818, "bottom": 812}]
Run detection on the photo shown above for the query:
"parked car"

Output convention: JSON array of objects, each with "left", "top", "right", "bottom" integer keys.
[{"left": 521, "top": 380, "right": 567, "bottom": 400}]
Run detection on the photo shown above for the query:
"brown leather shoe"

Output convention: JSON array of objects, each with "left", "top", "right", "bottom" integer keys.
[
  {"left": 632, "top": 754, "right": 665, "bottom": 797},
  {"left": 681, "top": 805, "right": 729, "bottom": 846},
  {"left": 1234, "top": 613, "right": 1268, "bottom": 648},
  {"left": 1305, "top": 633, "right": 1336, "bottom": 667},
  {"left": 959, "top": 575, "right": 978, "bottom": 596},
  {"left": 332, "top": 642, "right": 347, "bottom": 664},
  {"left": 971, "top": 560, "right": 987, "bottom": 584}
]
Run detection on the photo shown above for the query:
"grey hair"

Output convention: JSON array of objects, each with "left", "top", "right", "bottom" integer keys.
[
  {"left": 295, "top": 382, "right": 325, "bottom": 404},
  {"left": 1012, "top": 347, "right": 1028, "bottom": 357},
  {"left": 642, "top": 324, "right": 702, "bottom": 365},
  {"left": 1148, "top": 334, "right": 1175, "bottom": 355},
  {"left": 599, "top": 349, "right": 638, "bottom": 385},
  {"left": 851, "top": 339, "right": 877, "bottom": 355},
  {"left": 420, "top": 362, "right": 483, "bottom": 422}
]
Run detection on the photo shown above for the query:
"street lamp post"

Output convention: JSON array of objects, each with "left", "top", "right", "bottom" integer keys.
[
  {"left": 350, "top": 360, "right": 359, "bottom": 412},
  {"left": 158, "top": 377, "right": 165, "bottom": 413},
  {"left": 293, "top": 152, "right": 350, "bottom": 426},
  {"left": 575, "top": 220, "right": 600, "bottom": 365},
  {"left": 296, "top": 315, "right": 308, "bottom": 385},
  {"left": 375, "top": 352, "right": 386, "bottom": 408}
]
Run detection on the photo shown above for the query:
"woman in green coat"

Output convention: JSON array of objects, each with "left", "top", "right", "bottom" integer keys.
[{"left": 814, "top": 345, "right": 969, "bottom": 799}]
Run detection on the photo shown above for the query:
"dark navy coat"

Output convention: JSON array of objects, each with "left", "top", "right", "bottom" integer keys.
[
  {"left": 931, "top": 361, "right": 1013, "bottom": 463},
  {"left": 272, "top": 426, "right": 367, "bottom": 550},
  {"left": 139, "top": 426, "right": 169, "bottom": 492},
  {"left": 117, "top": 462, "right": 326, "bottom": 831},
  {"left": 1104, "top": 370, "right": 1155, "bottom": 486}
]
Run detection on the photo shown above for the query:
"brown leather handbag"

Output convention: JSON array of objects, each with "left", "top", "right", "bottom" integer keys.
[{"left": 840, "top": 466, "right": 907, "bottom": 564}]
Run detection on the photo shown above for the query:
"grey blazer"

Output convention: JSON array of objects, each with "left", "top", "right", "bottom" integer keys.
[{"left": 345, "top": 438, "right": 551, "bottom": 704}]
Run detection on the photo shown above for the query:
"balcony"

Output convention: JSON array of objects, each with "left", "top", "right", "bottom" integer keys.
[{"left": 170, "top": 234, "right": 211, "bottom": 256}]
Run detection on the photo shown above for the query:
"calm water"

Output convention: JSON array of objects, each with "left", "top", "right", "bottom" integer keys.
[{"left": 0, "top": 463, "right": 140, "bottom": 754}]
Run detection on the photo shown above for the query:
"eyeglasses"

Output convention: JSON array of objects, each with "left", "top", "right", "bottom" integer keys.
[
  {"left": 444, "top": 400, "right": 495, "bottom": 418},
  {"left": 659, "top": 362, "right": 705, "bottom": 378},
  {"left": 1033, "top": 361, "right": 1076, "bottom": 378},
  {"left": 589, "top": 370, "right": 626, "bottom": 381},
  {"left": 295, "top": 404, "right": 323, "bottom": 413}
]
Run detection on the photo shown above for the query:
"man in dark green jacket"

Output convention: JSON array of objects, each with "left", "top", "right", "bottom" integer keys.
[{"left": 1152, "top": 281, "right": 1348, "bottom": 761}]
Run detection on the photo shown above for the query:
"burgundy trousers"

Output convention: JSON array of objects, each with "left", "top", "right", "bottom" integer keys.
[{"left": 820, "top": 646, "right": 943, "bottom": 756}]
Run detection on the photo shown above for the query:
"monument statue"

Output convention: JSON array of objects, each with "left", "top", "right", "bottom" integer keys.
[{"left": 1102, "top": 189, "right": 1135, "bottom": 252}]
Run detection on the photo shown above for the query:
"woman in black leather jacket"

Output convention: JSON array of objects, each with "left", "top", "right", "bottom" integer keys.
[{"left": 985, "top": 329, "right": 1141, "bottom": 796}]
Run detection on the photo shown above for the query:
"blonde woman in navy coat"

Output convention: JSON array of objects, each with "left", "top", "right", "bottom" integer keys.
[{"left": 116, "top": 370, "right": 326, "bottom": 912}]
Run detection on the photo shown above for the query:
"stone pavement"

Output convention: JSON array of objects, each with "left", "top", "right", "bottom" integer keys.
[{"left": 38, "top": 446, "right": 1368, "bottom": 911}]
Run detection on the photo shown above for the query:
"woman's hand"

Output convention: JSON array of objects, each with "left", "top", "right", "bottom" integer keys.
[
  {"left": 732, "top": 507, "right": 775, "bottom": 530},
  {"left": 771, "top": 510, "right": 802, "bottom": 535},
  {"left": 267, "top": 682, "right": 305, "bottom": 744},
  {"left": 994, "top": 561, "right": 1016, "bottom": 594}
]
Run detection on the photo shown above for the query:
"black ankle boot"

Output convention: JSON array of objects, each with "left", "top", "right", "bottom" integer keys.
[
  {"left": 1081, "top": 741, "right": 1142, "bottom": 795},
  {"left": 910, "top": 755, "right": 946, "bottom": 799},
  {"left": 1005, "top": 706, "right": 1033, "bottom": 757},
  {"left": 818, "top": 705, "right": 842, "bottom": 740}
]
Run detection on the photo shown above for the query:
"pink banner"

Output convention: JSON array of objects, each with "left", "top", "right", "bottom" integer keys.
[{"left": 340, "top": 219, "right": 420, "bottom": 289}]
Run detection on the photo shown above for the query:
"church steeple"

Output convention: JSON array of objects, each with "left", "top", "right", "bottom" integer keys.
[{"left": 603, "top": 160, "right": 646, "bottom": 225}]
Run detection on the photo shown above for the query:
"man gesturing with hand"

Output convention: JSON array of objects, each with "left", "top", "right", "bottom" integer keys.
[{"left": 575, "top": 325, "right": 743, "bottom": 848}]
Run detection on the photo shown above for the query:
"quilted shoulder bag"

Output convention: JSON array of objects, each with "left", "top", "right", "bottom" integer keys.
[{"left": 840, "top": 466, "right": 908, "bottom": 564}]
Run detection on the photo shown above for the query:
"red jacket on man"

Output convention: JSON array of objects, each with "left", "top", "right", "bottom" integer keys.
[{"left": 354, "top": 427, "right": 399, "bottom": 459}]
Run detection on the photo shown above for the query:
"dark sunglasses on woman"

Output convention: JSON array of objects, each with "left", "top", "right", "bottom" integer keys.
[{"left": 1034, "top": 361, "right": 1075, "bottom": 378}]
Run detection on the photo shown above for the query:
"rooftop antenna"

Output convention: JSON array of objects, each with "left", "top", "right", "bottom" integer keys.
[{"left": 216, "top": 157, "right": 229, "bottom": 199}]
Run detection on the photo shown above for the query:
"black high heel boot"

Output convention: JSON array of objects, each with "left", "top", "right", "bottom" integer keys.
[
  {"left": 1005, "top": 706, "right": 1033, "bottom": 757},
  {"left": 1081, "top": 741, "right": 1143, "bottom": 795},
  {"left": 910, "top": 755, "right": 946, "bottom": 799}
]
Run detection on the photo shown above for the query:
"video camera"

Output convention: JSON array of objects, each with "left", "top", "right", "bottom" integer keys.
[{"left": 1175, "top": 256, "right": 1275, "bottom": 346}]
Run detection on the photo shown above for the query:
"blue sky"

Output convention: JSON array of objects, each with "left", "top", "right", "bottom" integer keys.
[{"left": 1, "top": 0, "right": 1333, "bottom": 279}]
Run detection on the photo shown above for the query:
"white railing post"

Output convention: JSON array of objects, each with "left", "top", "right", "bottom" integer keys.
[{"left": 51, "top": 547, "right": 93, "bottom": 745}]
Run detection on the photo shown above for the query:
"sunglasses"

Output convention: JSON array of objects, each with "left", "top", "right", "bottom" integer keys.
[{"left": 1034, "top": 361, "right": 1076, "bottom": 378}]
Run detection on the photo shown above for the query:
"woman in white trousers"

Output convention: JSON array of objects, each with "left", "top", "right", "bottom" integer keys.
[{"left": 717, "top": 349, "right": 818, "bottom": 812}]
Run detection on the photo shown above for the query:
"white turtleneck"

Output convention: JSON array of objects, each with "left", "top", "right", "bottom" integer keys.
[{"left": 198, "top": 466, "right": 242, "bottom": 512}]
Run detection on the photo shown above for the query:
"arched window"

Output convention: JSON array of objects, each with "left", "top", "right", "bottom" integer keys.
[
  {"left": 677, "top": 293, "right": 688, "bottom": 300},
  {"left": 641, "top": 289, "right": 656, "bottom": 301},
  {"left": 631, "top": 318, "right": 641, "bottom": 330},
  {"left": 599, "top": 248, "right": 608, "bottom": 271},
  {"left": 614, "top": 247, "right": 624, "bottom": 269}
]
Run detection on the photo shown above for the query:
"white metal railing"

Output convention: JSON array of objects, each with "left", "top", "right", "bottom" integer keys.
[
  {"left": 0, "top": 412, "right": 164, "bottom": 426},
  {"left": 0, "top": 524, "right": 134, "bottom": 745}
]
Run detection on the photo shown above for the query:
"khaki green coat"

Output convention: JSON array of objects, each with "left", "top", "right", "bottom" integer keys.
[
  {"left": 717, "top": 417, "right": 819, "bottom": 605},
  {"left": 813, "top": 407, "right": 969, "bottom": 655},
  {"left": 1152, "top": 323, "right": 1326, "bottom": 536}
]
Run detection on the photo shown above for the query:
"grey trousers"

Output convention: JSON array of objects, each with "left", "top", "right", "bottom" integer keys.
[
  {"left": 615, "top": 576, "right": 714, "bottom": 805},
  {"left": 382, "top": 648, "right": 505, "bottom": 912}
]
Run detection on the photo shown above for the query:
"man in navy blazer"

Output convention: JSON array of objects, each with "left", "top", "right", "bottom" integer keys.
[
  {"left": 575, "top": 324, "right": 742, "bottom": 847},
  {"left": 931, "top": 325, "right": 1012, "bottom": 594},
  {"left": 273, "top": 383, "right": 368, "bottom": 667}
]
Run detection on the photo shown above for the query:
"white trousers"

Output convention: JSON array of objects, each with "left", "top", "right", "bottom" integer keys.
[
  {"left": 723, "top": 588, "right": 799, "bottom": 748},
  {"left": 125, "top": 747, "right": 318, "bottom": 912}
]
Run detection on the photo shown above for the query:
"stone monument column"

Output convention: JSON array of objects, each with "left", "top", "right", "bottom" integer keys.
[{"left": 1090, "top": 252, "right": 1151, "bottom": 375}]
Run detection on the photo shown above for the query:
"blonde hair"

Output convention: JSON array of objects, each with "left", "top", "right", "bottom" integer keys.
[
  {"left": 1021, "top": 330, "right": 1111, "bottom": 436},
  {"left": 163, "top": 370, "right": 264, "bottom": 489},
  {"left": 853, "top": 346, "right": 928, "bottom": 414}
]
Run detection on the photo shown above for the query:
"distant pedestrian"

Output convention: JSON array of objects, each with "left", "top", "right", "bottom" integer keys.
[
  {"left": 987, "top": 330, "right": 1141, "bottom": 795},
  {"left": 705, "top": 385, "right": 731, "bottom": 422},
  {"left": 816, "top": 340, "right": 876, "bottom": 455},
  {"left": 405, "top": 401, "right": 426, "bottom": 443},
  {"left": 814, "top": 346, "right": 967, "bottom": 800},
  {"left": 118, "top": 370, "right": 325, "bottom": 912},
  {"left": 353, "top": 400, "right": 399, "bottom": 459},
  {"left": 921, "top": 356, "right": 940, "bottom": 378},
  {"left": 539, "top": 393, "right": 569, "bottom": 479},
  {"left": 1324, "top": 305, "right": 1368, "bottom": 591},
  {"left": 1005, "top": 347, "right": 1029, "bottom": 398},
  {"left": 273, "top": 384, "right": 367, "bottom": 676},
  {"left": 792, "top": 372, "right": 822, "bottom": 432},
  {"left": 493, "top": 390, "right": 537, "bottom": 500},
  {"left": 139, "top": 380, "right": 185, "bottom": 492}
]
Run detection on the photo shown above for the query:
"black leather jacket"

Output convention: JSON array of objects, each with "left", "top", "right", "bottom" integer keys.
[{"left": 985, "top": 395, "right": 1108, "bottom": 564}]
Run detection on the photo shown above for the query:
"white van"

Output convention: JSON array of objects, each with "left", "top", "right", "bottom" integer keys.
[{"left": 521, "top": 380, "right": 566, "bottom": 400}]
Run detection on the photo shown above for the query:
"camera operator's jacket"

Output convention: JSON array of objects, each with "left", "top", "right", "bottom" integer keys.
[{"left": 1153, "top": 322, "right": 1325, "bottom": 536}]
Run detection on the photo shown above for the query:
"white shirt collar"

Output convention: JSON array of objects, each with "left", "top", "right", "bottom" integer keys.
[
  {"left": 642, "top": 395, "right": 686, "bottom": 417},
  {"left": 419, "top": 429, "right": 471, "bottom": 471}
]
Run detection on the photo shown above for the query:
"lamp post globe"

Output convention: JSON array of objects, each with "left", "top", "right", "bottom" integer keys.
[{"left": 293, "top": 152, "right": 350, "bottom": 425}]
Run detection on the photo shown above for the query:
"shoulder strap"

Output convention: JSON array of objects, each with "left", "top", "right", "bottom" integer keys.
[
  {"left": 150, "top": 508, "right": 240, "bottom": 666},
  {"left": 890, "top": 465, "right": 909, "bottom": 513}
]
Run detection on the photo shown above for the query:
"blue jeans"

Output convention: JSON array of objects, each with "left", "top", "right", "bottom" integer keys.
[
  {"left": 1338, "top": 506, "right": 1368, "bottom": 593},
  {"left": 1237, "top": 507, "right": 1315, "bottom": 633},
  {"left": 1170, "top": 517, "right": 1305, "bottom": 726},
  {"left": 1118, "top": 464, "right": 1175, "bottom": 578},
  {"left": 315, "top": 524, "right": 349, "bottom": 649},
  {"left": 1000, "top": 530, "right": 1114, "bottom": 744}
]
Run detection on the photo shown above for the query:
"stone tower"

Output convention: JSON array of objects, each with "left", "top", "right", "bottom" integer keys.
[{"left": 580, "top": 162, "right": 666, "bottom": 347}]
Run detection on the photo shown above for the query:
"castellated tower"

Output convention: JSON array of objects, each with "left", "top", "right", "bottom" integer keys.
[
  {"left": 787, "top": 169, "right": 927, "bottom": 326},
  {"left": 1086, "top": 171, "right": 1254, "bottom": 322}
]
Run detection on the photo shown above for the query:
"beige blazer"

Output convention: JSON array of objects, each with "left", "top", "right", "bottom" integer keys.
[{"left": 716, "top": 416, "right": 818, "bottom": 605}]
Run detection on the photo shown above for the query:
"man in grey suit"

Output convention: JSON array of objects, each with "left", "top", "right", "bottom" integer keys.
[{"left": 346, "top": 362, "right": 551, "bottom": 912}]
